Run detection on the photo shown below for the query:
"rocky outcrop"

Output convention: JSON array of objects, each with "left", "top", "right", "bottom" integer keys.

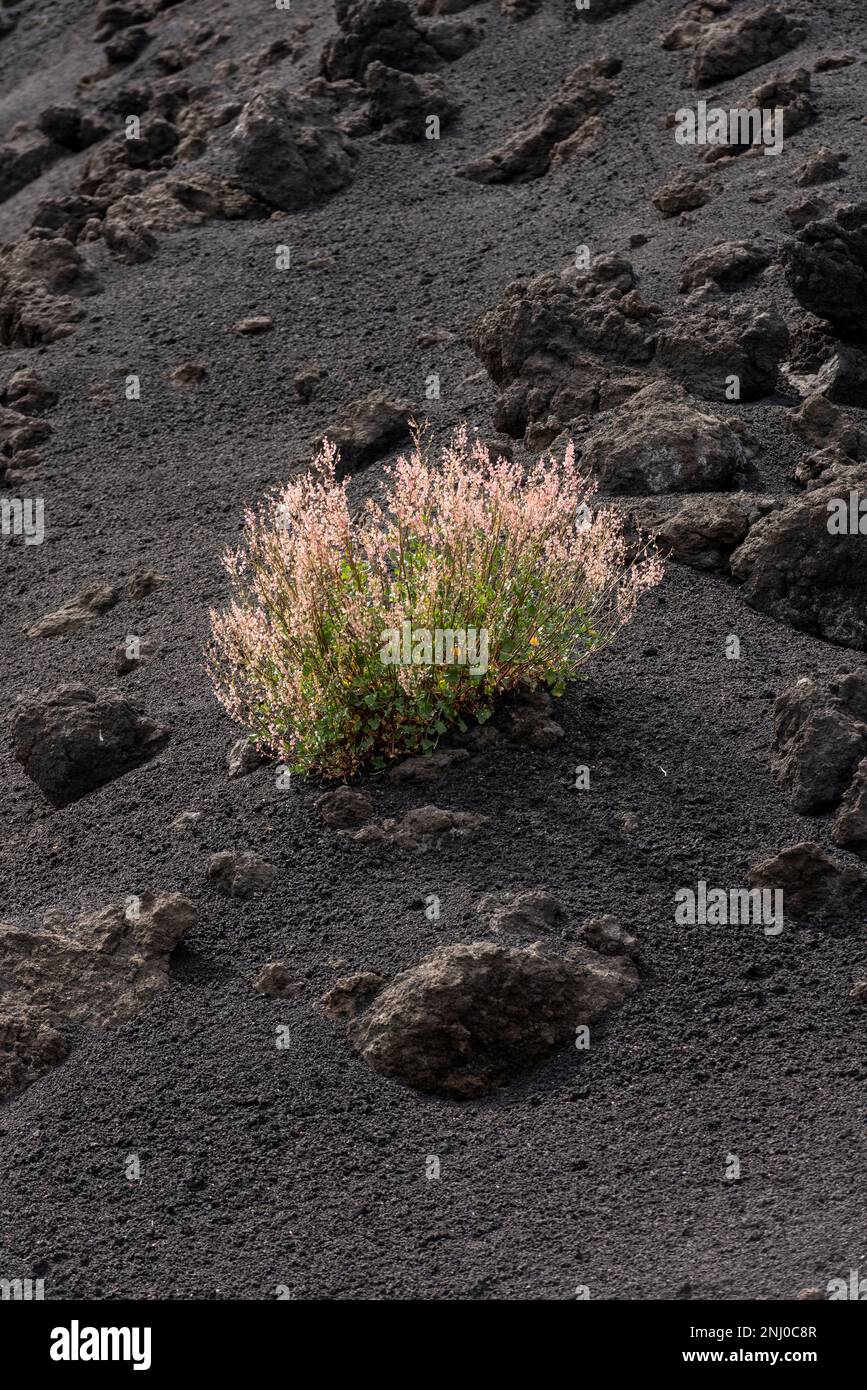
[{"left": 365, "top": 61, "right": 457, "bottom": 140}]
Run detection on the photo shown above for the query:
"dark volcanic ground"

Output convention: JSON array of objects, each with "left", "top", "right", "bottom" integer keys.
[{"left": 1, "top": 0, "right": 866, "bottom": 1301}]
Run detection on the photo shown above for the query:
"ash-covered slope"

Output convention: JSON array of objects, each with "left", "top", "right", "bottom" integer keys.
[{"left": 0, "top": 0, "right": 866, "bottom": 1301}]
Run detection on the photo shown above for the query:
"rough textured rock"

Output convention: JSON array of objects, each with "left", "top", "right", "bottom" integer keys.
[
  {"left": 783, "top": 204, "right": 867, "bottom": 344},
  {"left": 0, "top": 892, "right": 194, "bottom": 1100},
  {"left": 579, "top": 382, "right": 750, "bottom": 494},
  {"left": 320, "top": 970, "right": 386, "bottom": 1021},
  {"left": 0, "top": 404, "right": 50, "bottom": 460},
  {"left": 691, "top": 5, "right": 806, "bottom": 88},
  {"left": 652, "top": 170, "right": 716, "bottom": 217},
  {"left": 320, "top": 0, "right": 442, "bottom": 81},
  {"left": 746, "top": 842, "right": 867, "bottom": 922},
  {"left": 230, "top": 87, "right": 356, "bottom": 211},
  {"left": 457, "top": 58, "right": 619, "bottom": 184},
  {"left": 388, "top": 748, "right": 469, "bottom": 785},
  {"left": 315, "top": 786, "right": 375, "bottom": 828},
  {"left": 227, "top": 736, "right": 267, "bottom": 779},
  {"left": 476, "top": 888, "right": 567, "bottom": 937},
  {"left": 27, "top": 583, "right": 120, "bottom": 638},
  {"left": 365, "top": 61, "right": 457, "bottom": 141},
  {"left": 795, "top": 147, "right": 847, "bottom": 188},
  {"left": 325, "top": 938, "right": 638, "bottom": 1097},
  {"left": 0, "top": 230, "right": 100, "bottom": 347},
  {"left": 345, "top": 803, "right": 487, "bottom": 848},
  {"left": 657, "top": 301, "right": 789, "bottom": 402},
  {"left": 1, "top": 367, "right": 58, "bottom": 416},
  {"left": 0, "top": 1016, "right": 68, "bottom": 1104},
  {"left": 730, "top": 479, "right": 867, "bottom": 651},
  {"left": 114, "top": 637, "right": 157, "bottom": 676},
  {"left": 833, "top": 758, "right": 867, "bottom": 853},
  {"left": 789, "top": 394, "right": 866, "bottom": 461},
  {"left": 651, "top": 493, "right": 777, "bottom": 570},
  {"left": 0, "top": 126, "right": 60, "bottom": 203},
  {"left": 679, "top": 241, "right": 772, "bottom": 292},
  {"left": 773, "top": 672, "right": 867, "bottom": 813},
  {"left": 207, "top": 851, "right": 276, "bottom": 899},
  {"left": 471, "top": 256, "right": 659, "bottom": 441},
  {"left": 12, "top": 684, "right": 170, "bottom": 807},
  {"left": 317, "top": 396, "right": 414, "bottom": 476},
  {"left": 252, "top": 962, "right": 304, "bottom": 999}
]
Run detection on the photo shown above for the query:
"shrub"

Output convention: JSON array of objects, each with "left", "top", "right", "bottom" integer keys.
[{"left": 207, "top": 427, "right": 663, "bottom": 778}]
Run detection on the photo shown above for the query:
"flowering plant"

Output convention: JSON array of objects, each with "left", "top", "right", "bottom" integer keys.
[{"left": 207, "top": 427, "right": 663, "bottom": 778}]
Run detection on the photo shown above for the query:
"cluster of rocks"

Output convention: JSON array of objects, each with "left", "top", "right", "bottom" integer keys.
[
  {"left": 471, "top": 251, "right": 789, "bottom": 449},
  {"left": 0, "top": 892, "right": 194, "bottom": 1102},
  {"left": 320, "top": 891, "right": 640, "bottom": 1096}
]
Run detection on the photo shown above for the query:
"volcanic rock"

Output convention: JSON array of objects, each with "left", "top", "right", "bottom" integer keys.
[
  {"left": 691, "top": 5, "right": 806, "bottom": 88},
  {"left": 320, "top": 0, "right": 441, "bottom": 81},
  {"left": 388, "top": 748, "right": 469, "bottom": 785},
  {"left": 0, "top": 230, "right": 100, "bottom": 347},
  {"left": 679, "top": 241, "right": 772, "bottom": 292},
  {"left": 730, "top": 480, "right": 867, "bottom": 650},
  {"left": 657, "top": 300, "right": 789, "bottom": 402},
  {"left": 652, "top": 169, "right": 718, "bottom": 217},
  {"left": 317, "top": 396, "right": 414, "bottom": 476},
  {"left": 457, "top": 57, "right": 619, "bottom": 184},
  {"left": 772, "top": 672, "right": 867, "bottom": 813},
  {"left": 230, "top": 87, "right": 356, "bottom": 211},
  {"left": 27, "top": 584, "right": 120, "bottom": 638},
  {"left": 783, "top": 203, "right": 867, "bottom": 342},
  {"left": 252, "top": 962, "right": 304, "bottom": 999},
  {"left": 579, "top": 381, "right": 750, "bottom": 494},
  {"left": 833, "top": 758, "right": 867, "bottom": 853},
  {"left": 365, "top": 61, "right": 457, "bottom": 141},
  {"left": 315, "top": 787, "right": 375, "bottom": 828},
  {"left": 12, "top": 684, "right": 171, "bottom": 807},
  {"left": 207, "top": 851, "right": 276, "bottom": 899},
  {"left": 746, "top": 842, "right": 867, "bottom": 922},
  {"left": 325, "top": 937, "right": 638, "bottom": 1097}
]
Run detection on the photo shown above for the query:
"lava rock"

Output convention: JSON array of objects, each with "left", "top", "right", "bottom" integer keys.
[
  {"left": 320, "top": 0, "right": 441, "bottom": 81},
  {"left": 457, "top": 58, "right": 619, "bottom": 184},
  {"left": 365, "top": 61, "right": 457, "bottom": 141},
  {"left": 0, "top": 230, "right": 100, "bottom": 347},
  {"left": 476, "top": 888, "right": 567, "bottom": 937},
  {"left": 691, "top": 4, "right": 806, "bottom": 88},
  {"left": 746, "top": 842, "right": 867, "bottom": 922},
  {"left": 579, "top": 381, "right": 750, "bottom": 494},
  {"left": 12, "top": 684, "right": 171, "bottom": 807},
  {"left": 657, "top": 300, "right": 789, "bottom": 402},
  {"left": 27, "top": 583, "right": 120, "bottom": 638},
  {"left": 0, "top": 892, "right": 194, "bottom": 1100},
  {"left": 228, "top": 736, "right": 267, "bottom": 778},
  {"left": 325, "top": 938, "right": 638, "bottom": 1097},
  {"left": 316, "top": 396, "right": 414, "bottom": 476},
  {"left": 252, "top": 962, "right": 304, "bottom": 998},
  {"left": 208, "top": 851, "right": 276, "bottom": 899},
  {"left": 730, "top": 478, "right": 867, "bottom": 650},
  {"left": 679, "top": 240, "right": 771, "bottom": 292},
  {"left": 315, "top": 787, "right": 375, "bottom": 828},
  {"left": 783, "top": 202, "right": 867, "bottom": 343},
  {"left": 833, "top": 758, "right": 867, "bottom": 853},
  {"left": 652, "top": 170, "right": 717, "bottom": 217},
  {"left": 772, "top": 672, "right": 867, "bottom": 813},
  {"left": 230, "top": 88, "right": 356, "bottom": 211}
]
